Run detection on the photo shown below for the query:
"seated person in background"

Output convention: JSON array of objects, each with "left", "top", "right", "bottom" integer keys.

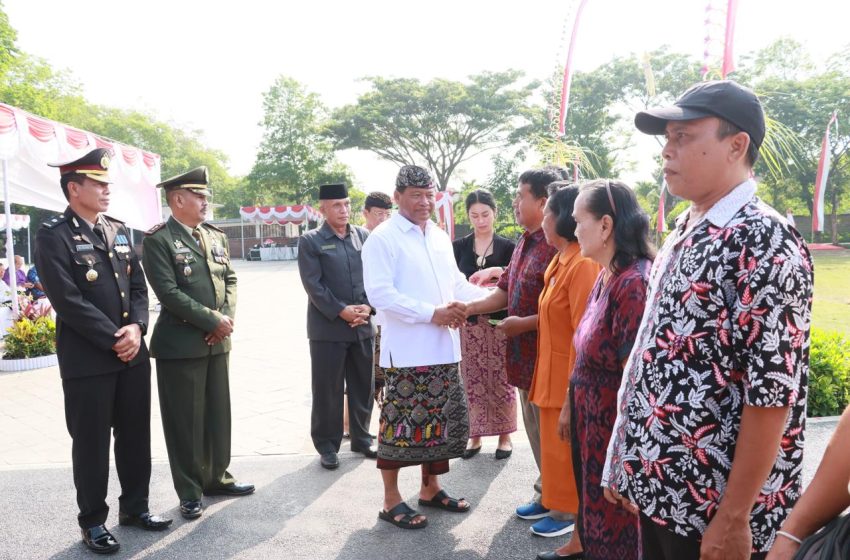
[
  {"left": 26, "top": 263, "right": 53, "bottom": 316},
  {"left": 27, "top": 264, "right": 47, "bottom": 300},
  {"left": 4, "top": 255, "right": 33, "bottom": 291}
]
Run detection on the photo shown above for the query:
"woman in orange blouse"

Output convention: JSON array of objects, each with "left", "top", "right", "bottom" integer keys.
[{"left": 529, "top": 183, "right": 600, "bottom": 558}]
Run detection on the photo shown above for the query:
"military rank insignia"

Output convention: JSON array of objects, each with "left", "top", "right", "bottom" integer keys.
[
  {"left": 174, "top": 246, "right": 194, "bottom": 277},
  {"left": 80, "top": 254, "right": 99, "bottom": 282},
  {"left": 114, "top": 234, "right": 131, "bottom": 254},
  {"left": 211, "top": 245, "right": 227, "bottom": 264}
]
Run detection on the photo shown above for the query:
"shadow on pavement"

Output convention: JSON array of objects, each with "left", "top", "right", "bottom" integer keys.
[
  {"left": 44, "top": 459, "right": 345, "bottom": 560},
  {"left": 333, "top": 456, "right": 520, "bottom": 560}
]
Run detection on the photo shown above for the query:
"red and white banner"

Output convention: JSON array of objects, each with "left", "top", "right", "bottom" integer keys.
[
  {"left": 722, "top": 0, "right": 739, "bottom": 77},
  {"left": 435, "top": 191, "right": 455, "bottom": 239},
  {"left": 657, "top": 181, "right": 668, "bottom": 233},
  {"left": 813, "top": 112, "right": 838, "bottom": 233},
  {"left": 701, "top": 0, "right": 739, "bottom": 79},
  {"left": 0, "top": 214, "right": 30, "bottom": 231},
  {"left": 240, "top": 205, "right": 320, "bottom": 225},
  {"left": 558, "top": 0, "right": 590, "bottom": 136},
  {"left": 0, "top": 103, "right": 162, "bottom": 230}
]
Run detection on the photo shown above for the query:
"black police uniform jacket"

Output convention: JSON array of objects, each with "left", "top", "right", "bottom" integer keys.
[
  {"left": 34, "top": 207, "right": 149, "bottom": 379},
  {"left": 297, "top": 222, "right": 375, "bottom": 342}
]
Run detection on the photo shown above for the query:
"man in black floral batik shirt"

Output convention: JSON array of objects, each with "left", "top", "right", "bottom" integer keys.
[{"left": 602, "top": 81, "right": 813, "bottom": 560}]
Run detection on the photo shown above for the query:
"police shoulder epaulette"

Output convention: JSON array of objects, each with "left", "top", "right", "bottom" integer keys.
[
  {"left": 202, "top": 222, "right": 225, "bottom": 234},
  {"left": 145, "top": 222, "right": 166, "bottom": 236},
  {"left": 101, "top": 213, "right": 125, "bottom": 225},
  {"left": 41, "top": 213, "right": 68, "bottom": 229}
]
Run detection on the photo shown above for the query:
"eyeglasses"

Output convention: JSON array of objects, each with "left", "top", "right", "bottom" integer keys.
[{"left": 605, "top": 180, "right": 617, "bottom": 216}]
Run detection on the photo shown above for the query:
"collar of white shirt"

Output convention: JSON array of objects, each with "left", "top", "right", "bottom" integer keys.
[{"left": 675, "top": 178, "right": 757, "bottom": 231}]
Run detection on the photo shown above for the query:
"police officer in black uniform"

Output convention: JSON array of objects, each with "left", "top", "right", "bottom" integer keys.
[{"left": 34, "top": 148, "right": 172, "bottom": 555}]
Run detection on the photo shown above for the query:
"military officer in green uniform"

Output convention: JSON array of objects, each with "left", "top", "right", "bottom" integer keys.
[
  {"left": 142, "top": 166, "right": 254, "bottom": 520},
  {"left": 35, "top": 148, "right": 172, "bottom": 555}
]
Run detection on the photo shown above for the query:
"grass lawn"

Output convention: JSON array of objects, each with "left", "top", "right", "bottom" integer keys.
[{"left": 812, "top": 250, "right": 850, "bottom": 336}]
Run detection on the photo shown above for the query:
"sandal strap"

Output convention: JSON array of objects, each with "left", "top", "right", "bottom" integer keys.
[
  {"left": 386, "top": 501, "right": 416, "bottom": 517},
  {"left": 445, "top": 497, "right": 465, "bottom": 508},
  {"left": 432, "top": 489, "right": 467, "bottom": 508},
  {"left": 431, "top": 489, "right": 449, "bottom": 503}
]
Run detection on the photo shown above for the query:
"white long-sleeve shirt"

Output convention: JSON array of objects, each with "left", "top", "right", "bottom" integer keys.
[{"left": 362, "top": 213, "right": 488, "bottom": 368}]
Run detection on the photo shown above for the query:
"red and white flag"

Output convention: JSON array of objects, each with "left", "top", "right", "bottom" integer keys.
[
  {"left": 721, "top": 0, "right": 739, "bottom": 77},
  {"left": 813, "top": 112, "right": 838, "bottom": 233},
  {"left": 657, "top": 181, "right": 668, "bottom": 233},
  {"left": 558, "top": 0, "right": 590, "bottom": 135}
]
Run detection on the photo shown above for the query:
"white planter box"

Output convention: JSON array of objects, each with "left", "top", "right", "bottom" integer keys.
[{"left": 0, "top": 353, "right": 58, "bottom": 372}]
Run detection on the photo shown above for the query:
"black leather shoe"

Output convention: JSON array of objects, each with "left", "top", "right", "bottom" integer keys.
[
  {"left": 179, "top": 500, "right": 203, "bottom": 520},
  {"left": 320, "top": 451, "right": 339, "bottom": 470},
  {"left": 462, "top": 446, "right": 482, "bottom": 459},
  {"left": 118, "top": 511, "right": 173, "bottom": 531},
  {"left": 495, "top": 447, "right": 513, "bottom": 460},
  {"left": 537, "top": 552, "right": 584, "bottom": 560},
  {"left": 203, "top": 482, "right": 255, "bottom": 497},
  {"left": 351, "top": 443, "right": 378, "bottom": 459},
  {"left": 81, "top": 524, "right": 119, "bottom": 554}
]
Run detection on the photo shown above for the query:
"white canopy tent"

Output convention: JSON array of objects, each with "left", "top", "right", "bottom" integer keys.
[{"left": 0, "top": 103, "right": 162, "bottom": 315}]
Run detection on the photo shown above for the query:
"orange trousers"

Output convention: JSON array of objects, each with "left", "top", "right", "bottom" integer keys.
[{"left": 538, "top": 407, "right": 579, "bottom": 513}]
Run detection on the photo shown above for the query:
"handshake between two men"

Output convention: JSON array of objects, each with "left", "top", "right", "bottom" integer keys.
[
  {"left": 431, "top": 301, "right": 533, "bottom": 338},
  {"left": 431, "top": 265, "right": 536, "bottom": 339}
]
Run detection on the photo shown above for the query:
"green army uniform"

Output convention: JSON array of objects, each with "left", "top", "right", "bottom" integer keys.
[{"left": 142, "top": 168, "right": 241, "bottom": 503}]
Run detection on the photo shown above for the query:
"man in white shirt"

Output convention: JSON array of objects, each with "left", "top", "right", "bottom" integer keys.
[{"left": 362, "top": 165, "right": 488, "bottom": 530}]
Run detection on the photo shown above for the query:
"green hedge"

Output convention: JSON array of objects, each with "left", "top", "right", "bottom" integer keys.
[{"left": 808, "top": 328, "right": 850, "bottom": 417}]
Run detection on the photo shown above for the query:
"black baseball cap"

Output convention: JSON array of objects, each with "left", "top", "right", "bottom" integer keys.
[{"left": 635, "top": 80, "right": 765, "bottom": 149}]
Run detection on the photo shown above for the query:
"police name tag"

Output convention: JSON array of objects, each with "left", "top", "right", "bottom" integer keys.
[
  {"left": 75, "top": 243, "right": 94, "bottom": 251},
  {"left": 321, "top": 244, "right": 336, "bottom": 251}
]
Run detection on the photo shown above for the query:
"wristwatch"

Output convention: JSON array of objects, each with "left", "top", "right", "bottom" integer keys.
[{"left": 135, "top": 320, "right": 147, "bottom": 335}]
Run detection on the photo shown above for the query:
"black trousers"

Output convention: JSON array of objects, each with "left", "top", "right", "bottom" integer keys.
[
  {"left": 309, "top": 338, "right": 374, "bottom": 454},
  {"left": 640, "top": 514, "right": 767, "bottom": 560},
  {"left": 62, "top": 362, "right": 152, "bottom": 529}
]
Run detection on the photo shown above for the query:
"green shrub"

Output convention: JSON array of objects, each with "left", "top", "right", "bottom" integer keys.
[
  {"left": 3, "top": 315, "right": 56, "bottom": 359},
  {"left": 808, "top": 328, "right": 850, "bottom": 417}
]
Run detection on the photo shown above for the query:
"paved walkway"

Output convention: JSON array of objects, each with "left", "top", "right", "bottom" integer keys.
[
  {"left": 0, "top": 260, "right": 318, "bottom": 467},
  {"left": 0, "top": 260, "right": 838, "bottom": 559}
]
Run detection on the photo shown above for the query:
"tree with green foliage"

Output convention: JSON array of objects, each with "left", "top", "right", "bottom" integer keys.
[
  {"left": 516, "top": 47, "right": 702, "bottom": 182},
  {"left": 247, "top": 76, "right": 353, "bottom": 206},
  {"left": 0, "top": 3, "right": 242, "bottom": 219},
  {"left": 329, "top": 71, "right": 536, "bottom": 191},
  {"left": 738, "top": 39, "right": 850, "bottom": 242},
  {"left": 0, "top": 0, "right": 18, "bottom": 76}
]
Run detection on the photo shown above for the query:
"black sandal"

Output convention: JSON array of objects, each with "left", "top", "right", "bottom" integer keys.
[
  {"left": 418, "top": 489, "right": 471, "bottom": 512},
  {"left": 378, "top": 501, "right": 429, "bottom": 529}
]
